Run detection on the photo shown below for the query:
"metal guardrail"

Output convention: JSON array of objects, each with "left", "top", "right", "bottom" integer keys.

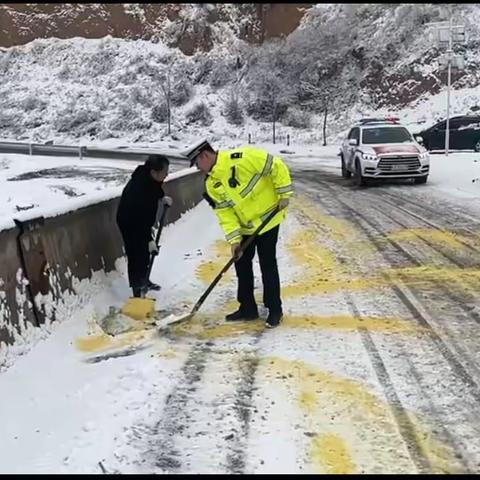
[{"left": 0, "top": 141, "right": 191, "bottom": 163}]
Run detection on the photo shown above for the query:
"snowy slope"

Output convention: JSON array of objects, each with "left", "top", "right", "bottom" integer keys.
[
  {"left": 1, "top": 4, "right": 479, "bottom": 148},
  {"left": 0, "top": 35, "right": 292, "bottom": 145}
]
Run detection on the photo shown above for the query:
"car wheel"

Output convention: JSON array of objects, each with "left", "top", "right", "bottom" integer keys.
[
  {"left": 341, "top": 155, "right": 351, "bottom": 179},
  {"left": 414, "top": 176, "right": 428, "bottom": 185},
  {"left": 474, "top": 139, "right": 480, "bottom": 152},
  {"left": 354, "top": 159, "right": 367, "bottom": 187}
]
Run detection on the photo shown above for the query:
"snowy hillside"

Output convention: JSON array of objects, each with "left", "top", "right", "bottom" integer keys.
[
  {"left": 285, "top": 3, "right": 480, "bottom": 138},
  {"left": 1, "top": 4, "right": 480, "bottom": 145},
  {"left": 0, "top": 36, "right": 302, "bottom": 146}
]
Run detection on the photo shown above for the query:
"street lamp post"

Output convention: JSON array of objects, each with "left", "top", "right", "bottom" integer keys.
[
  {"left": 445, "top": 16, "right": 453, "bottom": 156},
  {"left": 427, "top": 16, "right": 466, "bottom": 156}
]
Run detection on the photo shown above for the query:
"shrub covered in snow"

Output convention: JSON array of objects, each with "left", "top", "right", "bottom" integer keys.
[
  {"left": 284, "top": 108, "right": 311, "bottom": 129},
  {"left": 151, "top": 103, "right": 168, "bottom": 123},
  {"left": 208, "top": 59, "right": 235, "bottom": 89},
  {"left": 106, "top": 102, "right": 152, "bottom": 134},
  {"left": 244, "top": 40, "right": 292, "bottom": 123},
  {"left": 186, "top": 102, "right": 213, "bottom": 126},
  {"left": 53, "top": 102, "right": 102, "bottom": 137},
  {"left": 0, "top": 110, "right": 16, "bottom": 129},
  {"left": 170, "top": 77, "right": 193, "bottom": 107},
  {"left": 21, "top": 95, "right": 47, "bottom": 112},
  {"left": 224, "top": 96, "right": 244, "bottom": 126},
  {"left": 190, "top": 57, "right": 214, "bottom": 84}
]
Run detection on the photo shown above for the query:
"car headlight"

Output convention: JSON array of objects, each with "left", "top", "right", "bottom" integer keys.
[
  {"left": 362, "top": 153, "right": 377, "bottom": 161},
  {"left": 418, "top": 152, "right": 429, "bottom": 160}
]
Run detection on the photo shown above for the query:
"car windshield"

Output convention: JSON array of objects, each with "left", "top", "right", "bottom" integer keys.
[{"left": 362, "top": 127, "right": 412, "bottom": 144}]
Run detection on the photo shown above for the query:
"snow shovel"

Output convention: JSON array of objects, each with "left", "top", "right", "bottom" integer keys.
[
  {"left": 158, "top": 205, "right": 281, "bottom": 329},
  {"left": 120, "top": 201, "right": 171, "bottom": 322}
]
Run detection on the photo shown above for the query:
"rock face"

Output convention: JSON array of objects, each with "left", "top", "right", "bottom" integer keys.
[{"left": 0, "top": 3, "right": 313, "bottom": 54}]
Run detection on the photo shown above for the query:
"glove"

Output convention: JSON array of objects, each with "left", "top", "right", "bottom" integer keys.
[
  {"left": 231, "top": 243, "right": 243, "bottom": 261},
  {"left": 148, "top": 240, "right": 159, "bottom": 255},
  {"left": 162, "top": 196, "right": 173, "bottom": 207},
  {"left": 278, "top": 198, "right": 290, "bottom": 210}
]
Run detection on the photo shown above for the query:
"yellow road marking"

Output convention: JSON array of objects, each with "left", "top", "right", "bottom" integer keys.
[
  {"left": 311, "top": 433, "right": 356, "bottom": 474},
  {"left": 167, "top": 314, "right": 423, "bottom": 340},
  {"left": 196, "top": 239, "right": 232, "bottom": 284},
  {"left": 388, "top": 228, "right": 479, "bottom": 252},
  {"left": 283, "top": 315, "right": 424, "bottom": 335},
  {"left": 74, "top": 330, "right": 152, "bottom": 353},
  {"left": 264, "top": 356, "right": 458, "bottom": 474}
]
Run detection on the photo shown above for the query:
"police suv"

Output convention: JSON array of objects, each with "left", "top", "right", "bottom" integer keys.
[{"left": 339, "top": 117, "right": 430, "bottom": 187}]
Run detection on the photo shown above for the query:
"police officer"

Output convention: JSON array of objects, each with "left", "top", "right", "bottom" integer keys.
[
  {"left": 189, "top": 141, "right": 293, "bottom": 328},
  {"left": 116, "top": 154, "right": 172, "bottom": 298}
]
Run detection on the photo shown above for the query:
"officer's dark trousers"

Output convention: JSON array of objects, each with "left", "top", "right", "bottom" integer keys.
[
  {"left": 234, "top": 225, "right": 282, "bottom": 313},
  {"left": 119, "top": 229, "right": 150, "bottom": 290}
]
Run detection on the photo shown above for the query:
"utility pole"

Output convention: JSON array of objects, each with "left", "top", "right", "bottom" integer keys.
[
  {"left": 445, "top": 15, "right": 453, "bottom": 156},
  {"left": 426, "top": 13, "right": 466, "bottom": 156}
]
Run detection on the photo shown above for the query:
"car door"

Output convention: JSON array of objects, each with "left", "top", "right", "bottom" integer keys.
[
  {"left": 342, "top": 129, "right": 352, "bottom": 162},
  {"left": 447, "top": 118, "right": 464, "bottom": 150},
  {"left": 455, "top": 117, "right": 480, "bottom": 150},
  {"left": 428, "top": 120, "right": 446, "bottom": 150}
]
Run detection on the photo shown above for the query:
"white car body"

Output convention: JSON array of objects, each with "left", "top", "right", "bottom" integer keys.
[{"left": 339, "top": 120, "right": 430, "bottom": 186}]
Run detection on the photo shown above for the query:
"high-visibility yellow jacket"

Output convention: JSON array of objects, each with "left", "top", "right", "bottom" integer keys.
[{"left": 204, "top": 146, "right": 293, "bottom": 244}]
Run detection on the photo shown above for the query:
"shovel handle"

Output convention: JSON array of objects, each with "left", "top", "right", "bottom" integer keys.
[
  {"left": 142, "top": 202, "right": 170, "bottom": 296},
  {"left": 190, "top": 206, "right": 281, "bottom": 315}
]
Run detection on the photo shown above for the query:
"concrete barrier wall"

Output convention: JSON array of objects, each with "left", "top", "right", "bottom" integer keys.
[
  {"left": 0, "top": 170, "right": 205, "bottom": 347},
  {"left": 0, "top": 227, "right": 38, "bottom": 346}
]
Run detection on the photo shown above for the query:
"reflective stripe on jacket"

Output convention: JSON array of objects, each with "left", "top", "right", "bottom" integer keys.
[{"left": 205, "top": 146, "right": 293, "bottom": 244}]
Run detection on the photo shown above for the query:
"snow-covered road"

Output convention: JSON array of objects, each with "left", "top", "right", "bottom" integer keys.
[{"left": 2, "top": 147, "right": 480, "bottom": 473}]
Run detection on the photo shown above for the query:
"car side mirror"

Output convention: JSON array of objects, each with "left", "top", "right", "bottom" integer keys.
[
  {"left": 348, "top": 138, "right": 358, "bottom": 146},
  {"left": 415, "top": 136, "right": 423, "bottom": 143}
]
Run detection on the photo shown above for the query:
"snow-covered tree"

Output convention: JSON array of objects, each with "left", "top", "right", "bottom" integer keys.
[
  {"left": 221, "top": 45, "right": 253, "bottom": 126},
  {"left": 245, "top": 39, "right": 293, "bottom": 143}
]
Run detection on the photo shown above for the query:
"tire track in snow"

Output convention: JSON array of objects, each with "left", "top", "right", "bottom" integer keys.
[
  {"left": 292, "top": 172, "right": 478, "bottom": 470},
  {"left": 304, "top": 172, "right": 480, "bottom": 447},
  {"left": 330, "top": 189, "right": 480, "bottom": 389},
  {"left": 347, "top": 295, "right": 434, "bottom": 473},
  {"left": 225, "top": 336, "right": 262, "bottom": 474},
  {"left": 364, "top": 192, "right": 480, "bottom": 290},
  {"left": 127, "top": 324, "right": 265, "bottom": 473},
  {"left": 145, "top": 341, "right": 211, "bottom": 472},
  {"left": 365, "top": 200, "right": 480, "bottom": 353},
  {"left": 303, "top": 175, "right": 480, "bottom": 402},
  {"left": 142, "top": 228, "right": 270, "bottom": 473},
  {"left": 327, "top": 201, "right": 474, "bottom": 471},
  {"left": 291, "top": 198, "right": 433, "bottom": 472},
  {"left": 374, "top": 188, "right": 480, "bottom": 233},
  {"left": 358, "top": 194, "right": 480, "bottom": 325}
]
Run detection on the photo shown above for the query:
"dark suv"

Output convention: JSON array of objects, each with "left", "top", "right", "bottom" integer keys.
[{"left": 416, "top": 115, "right": 480, "bottom": 152}]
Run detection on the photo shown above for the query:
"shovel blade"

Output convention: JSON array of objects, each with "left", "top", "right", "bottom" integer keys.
[{"left": 156, "top": 311, "right": 194, "bottom": 330}]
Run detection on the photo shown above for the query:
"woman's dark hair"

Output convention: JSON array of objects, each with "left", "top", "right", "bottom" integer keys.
[{"left": 145, "top": 154, "right": 169, "bottom": 171}]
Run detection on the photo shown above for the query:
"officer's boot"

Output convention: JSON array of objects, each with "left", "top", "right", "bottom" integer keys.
[
  {"left": 225, "top": 305, "right": 259, "bottom": 321},
  {"left": 265, "top": 309, "right": 283, "bottom": 328}
]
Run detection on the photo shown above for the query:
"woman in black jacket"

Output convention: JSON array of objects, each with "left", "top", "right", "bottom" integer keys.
[{"left": 116, "top": 154, "right": 172, "bottom": 297}]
